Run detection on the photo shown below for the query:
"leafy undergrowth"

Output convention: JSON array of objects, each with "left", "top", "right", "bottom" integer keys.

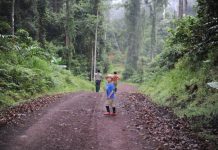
[
  {"left": 108, "top": 51, "right": 125, "bottom": 77},
  {"left": 0, "top": 60, "right": 94, "bottom": 108},
  {"left": 123, "top": 93, "right": 216, "bottom": 149},
  {"left": 140, "top": 67, "right": 218, "bottom": 115},
  {"left": 139, "top": 62, "right": 218, "bottom": 144},
  {"left": 0, "top": 31, "right": 94, "bottom": 109}
]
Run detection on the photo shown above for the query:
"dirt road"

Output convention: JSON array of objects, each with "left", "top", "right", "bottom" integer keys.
[
  {"left": 0, "top": 84, "right": 212, "bottom": 150},
  {"left": 0, "top": 85, "right": 143, "bottom": 150}
]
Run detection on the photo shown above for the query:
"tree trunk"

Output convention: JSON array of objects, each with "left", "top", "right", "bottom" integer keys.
[
  {"left": 163, "top": 4, "right": 166, "bottom": 19},
  {"left": 93, "top": 10, "right": 98, "bottom": 81},
  {"left": 54, "top": 0, "right": 58, "bottom": 12},
  {"left": 184, "top": 0, "right": 188, "bottom": 15},
  {"left": 113, "top": 32, "right": 121, "bottom": 52},
  {"left": 178, "top": 0, "right": 184, "bottom": 18},
  {"left": 150, "top": 0, "right": 157, "bottom": 60},
  {"left": 12, "top": 0, "right": 15, "bottom": 36},
  {"left": 91, "top": 46, "right": 94, "bottom": 81},
  {"left": 65, "top": 0, "right": 70, "bottom": 48},
  {"left": 65, "top": 0, "right": 72, "bottom": 70},
  {"left": 37, "top": 0, "right": 46, "bottom": 48},
  {"left": 173, "top": 10, "right": 177, "bottom": 19},
  {"left": 126, "top": 0, "right": 141, "bottom": 73},
  {"left": 105, "top": 24, "right": 107, "bottom": 41}
]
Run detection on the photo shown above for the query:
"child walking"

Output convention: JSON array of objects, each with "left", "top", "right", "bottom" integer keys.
[
  {"left": 104, "top": 74, "right": 116, "bottom": 116},
  {"left": 113, "top": 72, "right": 120, "bottom": 92},
  {"left": 94, "top": 70, "right": 102, "bottom": 92}
]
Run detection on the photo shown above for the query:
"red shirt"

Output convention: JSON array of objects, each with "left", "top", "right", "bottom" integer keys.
[{"left": 113, "top": 75, "right": 120, "bottom": 83}]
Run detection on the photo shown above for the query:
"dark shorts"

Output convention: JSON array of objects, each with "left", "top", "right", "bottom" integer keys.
[{"left": 96, "top": 80, "right": 101, "bottom": 85}]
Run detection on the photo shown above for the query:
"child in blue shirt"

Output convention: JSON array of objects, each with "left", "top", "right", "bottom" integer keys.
[{"left": 104, "top": 74, "right": 116, "bottom": 116}]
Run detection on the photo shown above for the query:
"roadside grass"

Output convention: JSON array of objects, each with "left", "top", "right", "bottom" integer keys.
[
  {"left": 0, "top": 55, "right": 94, "bottom": 109},
  {"left": 138, "top": 58, "right": 218, "bottom": 141},
  {"left": 139, "top": 64, "right": 218, "bottom": 118}
]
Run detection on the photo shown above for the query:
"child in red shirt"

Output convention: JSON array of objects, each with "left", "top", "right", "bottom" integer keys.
[{"left": 113, "top": 72, "right": 120, "bottom": 93}]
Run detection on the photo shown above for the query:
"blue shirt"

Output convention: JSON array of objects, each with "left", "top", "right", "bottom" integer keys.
[{"left": 106, "top": 83, "right": 115, "bottom": 99}]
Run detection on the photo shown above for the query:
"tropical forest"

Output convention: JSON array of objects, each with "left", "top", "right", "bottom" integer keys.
[{"left": 0, "top": 0, "right": 217, "bottom": 149}]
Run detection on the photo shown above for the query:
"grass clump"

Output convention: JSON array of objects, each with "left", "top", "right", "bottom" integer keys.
[{"left": 138, "top": 55, "right": 218, "bottom": 139}]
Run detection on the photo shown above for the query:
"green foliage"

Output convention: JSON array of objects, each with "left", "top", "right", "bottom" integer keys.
[
  {"left": 70, "top": 55, "right": 89, "bottom": 78},
  {"left": 0, "top": 60, "right": 93, "bottom": 108},
  {"left": 0, "top": 0, "right": 108, "bottom": 80},
  {"left": 167, "top": 16, "right": 199, "bottom": 47},
  {"left": 0, "top": 29, "right": 93, "bottom": 108},
  {"left": 139, "top": 58, "right": 218, "bottom": 117},
  {"left": 128, "top": 1, "right": 218, "bottom": 135},
  {"left": 16, "top": 29, "right": 32, "bottom": 43},
  {"left": 122, "top": 67, "right": 135, "bottom": 80},
  {"left": 45, "top": 11, "right": 65, "bottom": 43},
  {"left": 0, "top": 29, "right": 53, "bottom": 62},
  {"left": 0, "top": 35, "right": 15, "bottom": 51},
  {"left": 0, "top": 19, "right": 10, "bottom": 34},
  {"left": 156, "top": 14, "right": 218, "bottom": 70},
  {"left": 137, "top": 25, "right": 218, "bottom": 117},
  {"left": 98, "top": 51, "right": 110, "bottom": 74},
  {"left": 157, "top": 16, "right": 199, "bottom": 69}
]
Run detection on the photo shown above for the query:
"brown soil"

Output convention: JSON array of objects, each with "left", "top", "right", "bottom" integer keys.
[{"left": 0, "top": 84, "right": 213, "bottom": 150}]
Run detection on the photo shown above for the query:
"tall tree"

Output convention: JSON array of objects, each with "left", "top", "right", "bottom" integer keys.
[
  {"left": 54, "top": 0, "right": 58, "bottom": 12},
  {"left": 184, "top": 0, "right": 188, "bottom": 15},
  {"left": 49, "top": 0, "right": 64, "bottom": 13},
  {"left": 150, "top": 0, "right": 157, "bottom": 60},
  {"left": 37, "top": 0, "right": 47, "bottom": 48},
  {"left": 91, "top": 46, "right": 94, "bottom": 80},
  {"left": 125, "top": 0, "right": 141, "bottom": 72},
  {"left": 11, "top": 0, "right": 15, "bottom": 36},
  {"left": 93, "top": 10, "right": 98, "bottom": 81},
  {"left": 65, "top": 0, "right": 73, "bottom": 70},
  {"left": 178, "top": 0, "right": 184, "bottom": 18},
  {"left": 92, "top": 0, "right": 100, "bottom": 80}
]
